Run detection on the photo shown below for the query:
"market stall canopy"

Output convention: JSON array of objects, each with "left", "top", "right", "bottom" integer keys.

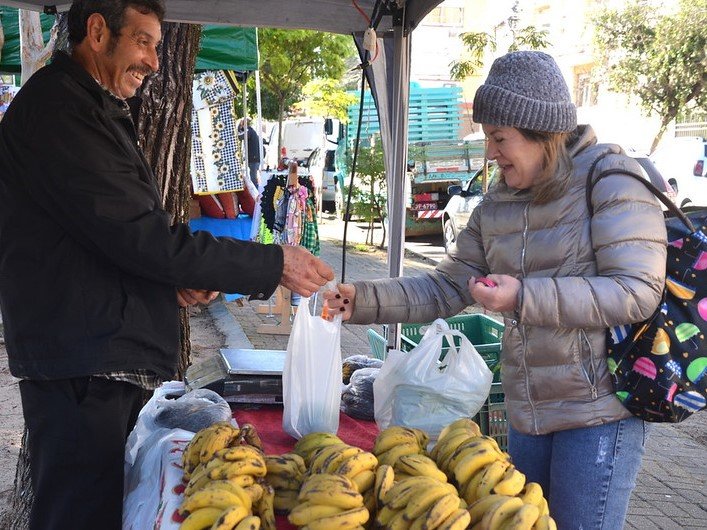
[
  {"left": 0, "top": 0, "right": 439, "bottom": 35},
  {"left": 0, "top": 7, "right": 258, "bottom": 73}
]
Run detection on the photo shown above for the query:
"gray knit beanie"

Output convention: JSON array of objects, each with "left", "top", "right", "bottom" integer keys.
[{"left": 472, "top": 51, "right": 576, "bottom": 133}]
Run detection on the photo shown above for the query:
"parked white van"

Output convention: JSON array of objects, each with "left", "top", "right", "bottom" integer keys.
[{"left": 265, "top": 117, "right": 342, "bottom": 170}]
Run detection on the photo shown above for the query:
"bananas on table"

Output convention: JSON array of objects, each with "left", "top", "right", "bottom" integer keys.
[{"left": 178, "top": 418, "right": 558, "bottom": 530}]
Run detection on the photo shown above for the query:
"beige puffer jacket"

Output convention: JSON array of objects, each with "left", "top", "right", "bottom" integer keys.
[{"left": 350, "top": 125, "right": 667, "bottom": 435}]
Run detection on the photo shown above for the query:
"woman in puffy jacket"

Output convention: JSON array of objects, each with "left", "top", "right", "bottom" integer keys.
[{"left": 324, "top": 51, "right": 666, "bottom": 529}]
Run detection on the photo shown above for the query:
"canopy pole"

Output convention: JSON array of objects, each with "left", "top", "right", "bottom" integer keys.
[
  {"left": 386, "top": 22, "right": 411, "bottom": 351},
  {"left": 255, "top": 69, "right": 264, "bottom": 181}
]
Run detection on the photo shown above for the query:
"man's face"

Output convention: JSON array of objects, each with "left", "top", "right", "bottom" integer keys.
[{"left": 98, "top": 7, "right": 161, "bottom": 99}]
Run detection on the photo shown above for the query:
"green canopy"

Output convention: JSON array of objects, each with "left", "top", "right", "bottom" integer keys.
[{"left": 0, "top": 7, "right": 258, "bottom": 74}]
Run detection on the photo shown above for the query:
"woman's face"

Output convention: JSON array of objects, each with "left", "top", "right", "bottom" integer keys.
[{"left": 482, "top": 125, "right": 545, "bottom": 190}]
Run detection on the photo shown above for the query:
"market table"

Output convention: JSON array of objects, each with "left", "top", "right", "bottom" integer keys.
[{"left": 232, "top": 405, "right": 379, "bottom": 529}]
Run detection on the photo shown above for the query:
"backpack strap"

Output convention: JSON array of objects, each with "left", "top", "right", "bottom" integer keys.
[{"left": 585, "top": 152, "right": 696, "bottom": 233}]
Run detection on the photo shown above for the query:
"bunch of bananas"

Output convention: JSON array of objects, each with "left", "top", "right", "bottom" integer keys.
[
  {"left": 288, "top": 473, "right": 369, "bottom": 529},
  {"left": 263, "top": 452, "right": 307, "bottom": 514},
  {"left": 372, "top": 426, "right": 429, "bottom": 466},
  {"left": 375, "top": 475, "right": 469, "bottom": 530},
  {"left": 178, "top": 479, "right": 260, "bottom": 530},
  {"left": 291, "top": 432, "right": 345, "bottom": 465},
  {"left": 430, "top": 418, "right": 557, "bottom": 530},
  {"left": 182, "top": 422, "right": 243, "bottom": 479},
  {"left": 306, "top": 442, "right": 379, "bottom": 514}
]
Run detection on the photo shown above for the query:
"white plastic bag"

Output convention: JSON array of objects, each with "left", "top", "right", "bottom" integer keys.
[
  {"left": 373, "top": 318, "right": 493, "bottom": 440},
  {"left": 282, "top": 285, "right": 343, "bottom": 439}
]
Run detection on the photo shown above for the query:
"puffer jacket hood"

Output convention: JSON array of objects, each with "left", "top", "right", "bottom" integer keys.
[{"left": 351, "top": 125, "right": 667, "bottom": 434}]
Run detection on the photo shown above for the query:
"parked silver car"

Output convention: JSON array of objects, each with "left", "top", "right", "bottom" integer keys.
[{"left": 441, "top": 155, "right": 676, "bottom": 253}]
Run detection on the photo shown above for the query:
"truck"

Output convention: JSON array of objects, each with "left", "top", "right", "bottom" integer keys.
[{"left": 404, "top": 139, "right": 486, "bottom": 236}]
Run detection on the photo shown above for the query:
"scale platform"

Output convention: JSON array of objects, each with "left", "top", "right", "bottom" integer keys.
[{"left": 185, "top": 348, "right": 286, "bottom": 404}]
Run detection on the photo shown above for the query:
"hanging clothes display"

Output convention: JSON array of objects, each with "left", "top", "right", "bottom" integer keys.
[
  {"left": 190, "top": 70, "right": 245, "bottom": 195},
  {"left": 259, "top": 172, "right": 320, "bottom": 256}
]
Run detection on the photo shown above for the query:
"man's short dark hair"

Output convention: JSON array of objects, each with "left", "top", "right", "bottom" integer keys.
[{"left": 68, "top": 0, "right": 165, "bottom": 44}]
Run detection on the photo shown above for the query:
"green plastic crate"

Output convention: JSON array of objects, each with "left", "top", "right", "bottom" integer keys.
[{"left": 473, "top": 382, "right": 508, "bottom": 450}]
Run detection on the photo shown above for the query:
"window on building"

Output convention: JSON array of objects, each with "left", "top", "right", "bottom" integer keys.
[{"left": 574, "top": 69, "right": 598, "bottom": 107}]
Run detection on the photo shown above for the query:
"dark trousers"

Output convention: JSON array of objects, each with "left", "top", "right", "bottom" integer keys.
[{"left": 19, "top": 377, "right": 148, "bottom": 530}]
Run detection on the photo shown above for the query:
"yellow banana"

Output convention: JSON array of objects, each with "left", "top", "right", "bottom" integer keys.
[
  {"left": 453, "top": 448, "right": 505, "bottom": 486},
  {"left": 265, "top": 454, "right": 305, "bottom": 478},
  {"left": 185, "top": 473, "right": 254, "bottom": 498},
  {"left": 210, "top": 504, "right": 250, "bottom": 530},
  {"left": 208, "top": 459, "right": 267, "bottom": 480},
  {"left": 492, "top": 466, "right": 526, "bottom": 496},
  {"left": 538, "top": 497, "right": 550, "bottom": 516},
  {"left": 287, "top": 502, "right": 345, "bottom": 526},
  {"left": 264, "top": 474, "right": 301, "bottom": 491},
  {"left": 374, "top": 464, "right": 395, "bottom": 508},
  {"left": 233, "top": 515, "right": 261, "bottom": 530},
  {"left": 410, "top": 492, "right": 459, "bottom": 530},
  {"left": 199, "top": 423, "right": 240, "bottom": 464},
  {"left": 401, "top": 484, "right": 451, "bottom": 520},
  {"left": 178, "top": 506, "right": 224, "bottom": 530},
  {"left": 438, "top": 417, "right": 482, "bottom": 441},
  {"left": 436, "top": 507, "right": 472, "bottom": 530},
  {"left": 519, "top": 482, "right": 544, "bottom": 509},
  {"left": 373, "top": 426, "right": 423, "bottom": 455},
  {"left": 323, "top": 446, "right": 364, "bottom": 475},
  {"left": 533, "top": 514, "right": 558, "bottom": 530},
  {"left": 244, "top": 483, "right": 265, "bottom": 504},
  {"left": 499, "top": 503, "right": 540, "bottom": 530},
  {"left": 385, "top": 477, "right": 456, "bottom": 510},
  {"left": 434, "top": 431, "right": 476, "bottom": 470},
  {"left": 351, "top": 468, "right": 376, "bottom": 493},
  {"left": 309, "top": 443, "right": 354, "bottom": 473},
  {"left": 179, "top": 488, "right": 243, "bottom": 515},
  {"left": 410, "top": 427, "right": 430, "bottom": 450},
  {"left": 376, "top": 442, "right": 421, "bottom": 467},
  {"left": 395, "top": 454, "right": 448, "bottom": 483},
  {"left": 480, "top": 496, "right": 524, "bottom": 530},
  {"left": 446, "top": 438, "right": 503, "bottom": 472},
  {"left": 476, "top": 459, "right": 512, "bottom": 499},
  {"left": 375, "top": 504, "right": 400, "bottom": 528},
  {"left": 298, "top": 487, "right": 365, "bottom": 510},
  {"left": 182, "top": 428, "right": 213, "bottom": 477},
  {"left": 183, "top": 469, "right": 211, "bottom": 497},
  {"left": 194, "top": 480, "right": 252, "bottom": 511},
  {"left": 467, "top": 494, "right": 512, "bottom": 526},
  {"left": 459, "top": 462, "right": 487, "bottom": 504},
  {"left": 336, "top": 451, "right": 378, "bottom": 478},
  {"left": 272, "top": 489, "right": 299, "bottom": 513},
  {"left": 304, "top": 506, "right": 369, "bottom": 530},
  {"left": 292, "top": 432, "right": 344, "bottom": 463},
  {"left": 384, "top": 507, "right": 412, "bottom": 530},
  {"left": 299, "top": 473, "right": 359, "bottom": 497},
  {"left": 215, "top": 444, "right": 265, "bottom": 463},
  {"left": 254, "top": 484, "right": 276, "bottom": 530}
]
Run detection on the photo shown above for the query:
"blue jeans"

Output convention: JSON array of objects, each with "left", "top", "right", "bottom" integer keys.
[{"left": 509, "top": 417, "right": 650, "bottom": 530}]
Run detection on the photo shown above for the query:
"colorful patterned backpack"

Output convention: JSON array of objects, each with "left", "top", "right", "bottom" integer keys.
[{"left": 586, "top": 156, "right": 706, "bottom": 422}]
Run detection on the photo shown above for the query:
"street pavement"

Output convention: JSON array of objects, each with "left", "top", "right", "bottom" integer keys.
[{"left": 211, "top": 214, "right": 706, "bottom": 529}]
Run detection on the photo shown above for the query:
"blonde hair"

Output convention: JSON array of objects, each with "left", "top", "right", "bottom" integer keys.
[{"left": 500, "top": 128, "right": 575, "bottom": 204}]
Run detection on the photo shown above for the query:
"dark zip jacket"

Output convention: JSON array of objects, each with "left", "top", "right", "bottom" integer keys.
[{"left": 0, "top": 52, "right": 283, "bottom": 380}]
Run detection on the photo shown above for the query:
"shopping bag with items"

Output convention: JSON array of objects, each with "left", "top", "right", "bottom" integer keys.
[
  {"left": 373, "top": 318, "right": 493, "bottom": 440},
  {"left": 282, "top": 286, "right": 343, "bottom": 439}
]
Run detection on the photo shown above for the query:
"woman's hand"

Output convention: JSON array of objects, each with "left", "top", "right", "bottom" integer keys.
[
  {"left": 468, "top": 274, "right": 521, "bottom": 313},
  {"left": 177, "top": 288, "right": 219, "bottom": 308},
  {"left": 322, "top": 283, "right": 356, "bottom": 321}
]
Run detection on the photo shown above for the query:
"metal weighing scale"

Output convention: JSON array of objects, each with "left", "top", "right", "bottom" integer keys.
[{"left": 185, "top": 349, "right": 286, "bottom": 404}]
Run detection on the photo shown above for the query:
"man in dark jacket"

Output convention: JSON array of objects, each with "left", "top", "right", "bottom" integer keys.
[
  {"left": 0, "top": 1, "right": 333, "bottom": 528},
  {"left": 238, "top": 117, "right": 263, "bottom": 187}
]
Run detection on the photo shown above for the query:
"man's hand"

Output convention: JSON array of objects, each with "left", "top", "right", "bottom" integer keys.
[
  {"left": 177, "top": 288, "right": 219, "bottom": 308},
  {"left": 280, "top": 245, "right": 335, "bottom": 297},
  {"left": 468, "top": 274, "right": 521, "bottom": 313}
]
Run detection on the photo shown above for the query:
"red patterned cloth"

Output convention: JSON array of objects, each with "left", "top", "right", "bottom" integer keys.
[{"left": 232, "top": 406, "right": 379, "bottom": 530}]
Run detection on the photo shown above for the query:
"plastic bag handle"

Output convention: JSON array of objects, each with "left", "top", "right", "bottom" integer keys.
[{"left": 310, "top": 280, "right": 341, "bottom": 321}]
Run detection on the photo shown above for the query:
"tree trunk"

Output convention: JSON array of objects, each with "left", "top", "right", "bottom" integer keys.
[
  {"left": 19, "top": 9, "right": 57, "bottom": 84},
  {"left": 136, "top": 22, "right": 202, "bottom": 381},
  {"left": 1, "top": 21, "right": 201, "bottom": 530}
]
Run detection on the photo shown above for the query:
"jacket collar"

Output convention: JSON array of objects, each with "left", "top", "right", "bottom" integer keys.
[{"left": 52, "top": 51, "right": 140, "bottom": 120}]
